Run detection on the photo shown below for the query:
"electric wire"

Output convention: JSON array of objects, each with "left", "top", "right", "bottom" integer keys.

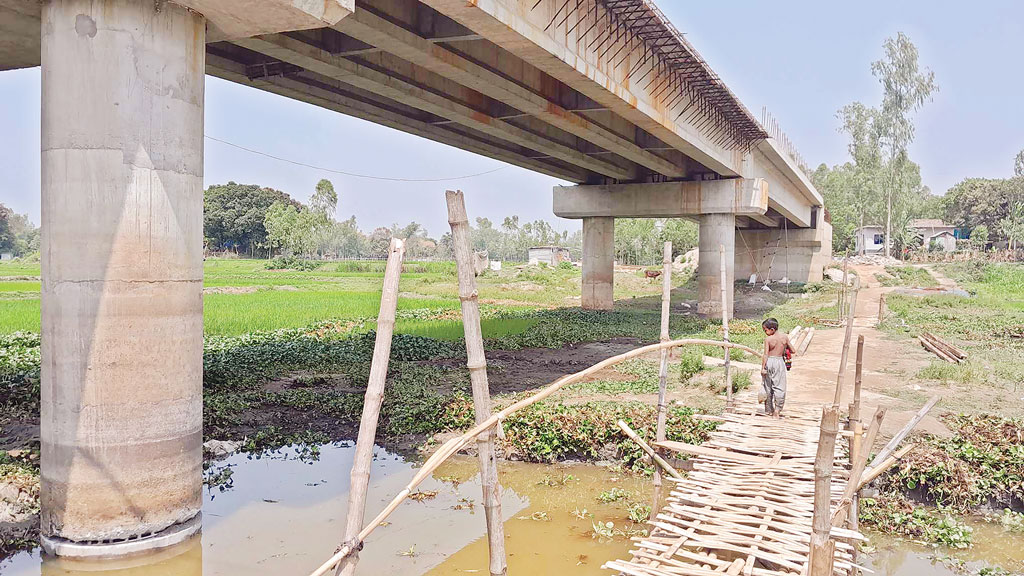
[{"left": 205, "top": 135, "right": 508, "bottom": 182}]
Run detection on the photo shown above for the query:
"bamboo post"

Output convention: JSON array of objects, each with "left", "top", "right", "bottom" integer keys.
[
  {"left": 446, "top": 190, "right": 507, "bottom": 576},
  {"left": 832, "top": 408, "right": 886, "bottom": 528},
  {"left": 849, "top": 335, "right": 864, "bottom": 425},
  {"left": 720, "top": 244, "right": 732, "bottom": 405},
  {"left": 335, "top": 238, "right": 405, "bottom": 576},
  {"left": 617, "top": 420, "right": 683, "bottom": 480},
  {"left": 838, "top": 253, "right": 849, "bottom": 321},
  {"left": 877, "top": 294, "right": 885, "bottom": 326},
  {"left": 809, "top": 405, "right": 840, "bottom": 576},
  {"left": 653, "top": 241, "right": 673, "bottom": 507},
  {"left": 832, "top": 278, "right": 859, "bottom": 407}
]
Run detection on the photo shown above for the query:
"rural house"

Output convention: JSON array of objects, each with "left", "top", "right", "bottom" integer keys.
[{"left": 528, "top": 246, "right": 571, "bottom": 265}]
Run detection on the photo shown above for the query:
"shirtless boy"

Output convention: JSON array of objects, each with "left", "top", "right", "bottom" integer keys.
[{"left": 760, "top": 318, "right": 793, "bottom": 418}]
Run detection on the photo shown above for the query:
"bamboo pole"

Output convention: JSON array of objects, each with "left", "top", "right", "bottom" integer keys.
[
  {"left": 849, "top": 335, "right": 864, "bottom": 425},
  {"left": 335, "top": 238, "right": 405, "bottom": 576},
  {"left": 832, "top": 278, "right": 859, "bottom": 407},
  {"left": 809, "top": 405, "right": 840, "bottom": 576},
  {"left": 617, "top": 420, "right": 683, "bottom": 480},
  {"left": 877, "top": 294, "right": 885, "bottom": 326},
  {"left": 858, "top": 445, "right": 915, "bottom": 490},
  {"left": 653, "top": 241, "right": 673, "bottom": 507},
  {"left": 720, "top": 244, "right": 732, "bottom": 405},
  {"left": 871, "top": 395, "right": 939, "bottom": 465},
  {"left": 305, "top": 338, "right": 758, "bottom": 576},
  {"left": 831, "top": 408, "right": 886, "bottom": 528},
  {"left": 446, "top": 190, "right": 507, "bottom": 576},
  {"left": 838, "top": 254, "right": 849, "bottom": 322}
]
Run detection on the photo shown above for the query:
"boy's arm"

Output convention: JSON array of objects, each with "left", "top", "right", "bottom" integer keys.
[{"left": 785, "top": 335, "right": 795, "bottom": 354}]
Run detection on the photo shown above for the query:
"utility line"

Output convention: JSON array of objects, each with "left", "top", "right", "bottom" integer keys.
[{"left": 205, "top": 135, "right": 508, "bottom": 182}]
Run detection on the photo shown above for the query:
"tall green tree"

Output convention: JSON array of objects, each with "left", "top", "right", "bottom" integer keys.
[
  {"left": 0, "top": 204, "right": 14, "bottom": 253},
  {"left": 263, "top": 202, "right": 319, "bottom": 257},
  {"left": 204, "top": 182, "right": 300, "bottom": 255},
  {"left": 310, "top": 179, "right": 338, "bottom": 219},
  {"left": 1015, "top": 150, "right": 1024, "bottom": 178},
  {"left": 871, "top": 32, "right": 937, "bottom": 257}
]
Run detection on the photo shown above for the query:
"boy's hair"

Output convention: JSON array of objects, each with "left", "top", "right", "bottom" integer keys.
[{"left": 762, "top": 318, "right": 779, "bottom": 331}]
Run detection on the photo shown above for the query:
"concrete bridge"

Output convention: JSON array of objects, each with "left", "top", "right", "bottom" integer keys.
[{"left": 0, "top": 0, "right": 829, "bottom": 558}]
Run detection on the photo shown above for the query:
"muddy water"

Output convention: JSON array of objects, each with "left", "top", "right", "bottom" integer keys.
[{"left": 4, "top": 444, "right": 1021, "bottom": 576}]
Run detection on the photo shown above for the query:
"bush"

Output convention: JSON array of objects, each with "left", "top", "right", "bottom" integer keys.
[{"left": 265, "top": 256, "right": 321, "bottom": 271}]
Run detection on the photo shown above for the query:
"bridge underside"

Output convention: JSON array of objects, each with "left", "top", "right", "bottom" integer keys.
[{"left": 1, "top": 0, "right": 828, "bottom": 555}]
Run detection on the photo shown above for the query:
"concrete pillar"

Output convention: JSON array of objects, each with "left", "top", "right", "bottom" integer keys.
[
  {"left": 697, "top": 214, "right": 735, "bottom": 319},
  {"left": 40, "top": 0, "right": 205, "bottom": 554},
  {"left": 581, "top": 217, "right": 614, "bottom": 310}
]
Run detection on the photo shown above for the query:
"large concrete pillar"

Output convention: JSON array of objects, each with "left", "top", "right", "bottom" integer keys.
[
  {"left": 40, "top": 0, "right": 205, "bottom": 555},
  {"left": 581, "top": 217, "right": 614, "bottom": 310},
  {"left": 697, "top": 214, "right": 735, "bottom": 319}
]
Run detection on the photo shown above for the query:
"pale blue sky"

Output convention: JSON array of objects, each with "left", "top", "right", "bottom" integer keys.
[{"left": 1, "top": 1, "right": 1022, "bottom": 236}]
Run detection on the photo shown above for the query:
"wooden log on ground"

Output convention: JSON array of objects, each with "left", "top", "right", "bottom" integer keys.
[
  {"left": 653, "top": 241, "right": 673, "bottom": 507},
  {"left": 923, "top": 332, "right": 967, "bottom": 361},
  {"left": 919, "top": 335, "right": 957, "bottom": 363},
  {"left": 335, "top": 238, "right": 405, "bottom": 576},
  {"left": 447, "top": 190, "right": 507, "bottom": 576},
  {"left": 870, "top": 395, "right": 939, "bottom": 466},
  {"left": 618, "top": 420, "right": 684, "bottom": 480},
  {"left": 809, "top": 405, "right": 841, "bottom": 576}
]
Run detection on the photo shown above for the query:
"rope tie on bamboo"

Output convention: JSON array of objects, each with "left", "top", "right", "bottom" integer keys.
[
  {"left": 459, "top": 292, "right": 479, "bottom": 302},
  {"left": 448, "top": 218, "right": 469, "bottom": 227},
  {"left": 494, "top": 416, "right": 506, "bottom": 440},
  {"left": 467, "top": 361, "right": 487, "bottom": 372}
]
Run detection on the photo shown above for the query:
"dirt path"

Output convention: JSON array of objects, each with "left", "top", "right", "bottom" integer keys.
[{"left": 778, "top": 263, "right": 951, "bottom": 438}]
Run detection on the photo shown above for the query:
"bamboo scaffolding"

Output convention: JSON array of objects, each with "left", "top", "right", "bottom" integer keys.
[
  {"left": 306, "top": 337, "right": 759, "bottom": 576},
  {"left": 654, "top": 241, "right": 673, "bottom": 507},
  {"left": 447, "top": 190, "right": 507, "bottom": 576},
  {"left": 335, "top": 238, "right": 405, "bottom": 576}
]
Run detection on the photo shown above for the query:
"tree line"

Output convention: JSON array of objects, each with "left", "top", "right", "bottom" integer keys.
[
  {"left": 203, "top": 180, "right": 698, "bottom": 264},
  {"left": 0, "top": 204, "right": 38, "bottom": 257}
]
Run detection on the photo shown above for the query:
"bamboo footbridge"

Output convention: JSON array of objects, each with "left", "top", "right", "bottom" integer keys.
[
  {"left": 605, "top": 398, "right": 862, "bottom": 576},
  {"left": 307, "top": 196, "right": 930, "bottom": 576}
]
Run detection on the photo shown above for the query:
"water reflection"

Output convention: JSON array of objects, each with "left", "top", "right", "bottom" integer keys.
[{"left": 40, "top": 536, "right": 201, "bottom": 576}]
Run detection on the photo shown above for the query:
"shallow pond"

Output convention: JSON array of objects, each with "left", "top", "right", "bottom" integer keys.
[{"left": 2, "top": 443, "right": 1021, "bottom": 575}]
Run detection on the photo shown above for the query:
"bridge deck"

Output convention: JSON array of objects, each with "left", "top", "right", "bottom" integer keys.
[{"left": 606, "top": 399, "right": 862, "bottom": 576}]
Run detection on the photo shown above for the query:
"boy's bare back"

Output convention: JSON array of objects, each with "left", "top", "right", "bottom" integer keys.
[{"left": 765, "top": 332, "right": 791, "bottom": 357}]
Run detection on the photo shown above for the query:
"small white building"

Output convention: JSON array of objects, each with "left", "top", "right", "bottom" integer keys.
[
  {"left": 528, "top": 246, "right": 571, "bottom": 265},
  {"left": 910, "top": 219, "right": 958, "bottom": 252},
  {"left": 854, "top": 226, "right": 886, "bottom": 254},
  {"left": 0, "top": 252, "right": 13, "bottom": 261},
  {"left": 854, "top": 219, "right": 958, "bottom": 254}
]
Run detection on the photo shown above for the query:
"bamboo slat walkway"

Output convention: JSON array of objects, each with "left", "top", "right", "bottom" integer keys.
[{"left": 605, "top": 396, "right": 863, "bottom": 576}]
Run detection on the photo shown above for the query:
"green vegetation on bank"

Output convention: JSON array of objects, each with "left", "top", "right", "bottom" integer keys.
[{"left": 879, "top": 265, "right": 939, "bottom": 288}]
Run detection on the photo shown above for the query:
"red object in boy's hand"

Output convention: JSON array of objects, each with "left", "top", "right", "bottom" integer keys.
[{"left": 784, "top": 347, "right": 793, "bottom": 371}]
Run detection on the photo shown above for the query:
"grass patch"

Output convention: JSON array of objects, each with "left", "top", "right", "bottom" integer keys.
[{"left": 879, "top": 265, "right": 938, "bottom": 288}]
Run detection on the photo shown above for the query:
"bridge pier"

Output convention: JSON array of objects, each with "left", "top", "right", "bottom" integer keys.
[
  {"left": 581, "top": 217, "right": 615, "bottom": 310},
  {"left": 697, "top": 214, "right": 736, "bottom": 319},
  {"left": 40, "top": 0, "right": 205, "bottom": 555}
]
